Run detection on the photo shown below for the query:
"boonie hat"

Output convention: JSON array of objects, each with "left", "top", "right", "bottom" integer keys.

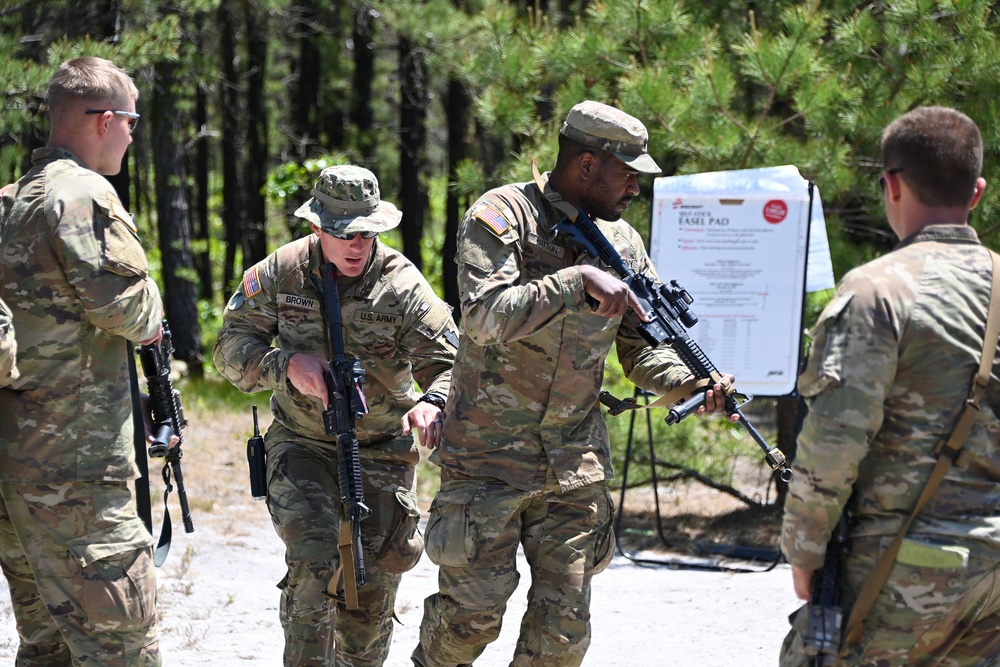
[
  {"left": 294, "top": 165, "right": 401, "bottom": 235},
  {"left": 560, "top": 100, "right": 661, "bottom": 174}
]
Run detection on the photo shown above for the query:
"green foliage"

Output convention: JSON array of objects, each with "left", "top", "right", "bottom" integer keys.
[
  {"left": 8, "top": 0, "right": 1000, "bottom": 494},
  {"left": 602, "top": 346, "right": 771, "bottom": 489}
]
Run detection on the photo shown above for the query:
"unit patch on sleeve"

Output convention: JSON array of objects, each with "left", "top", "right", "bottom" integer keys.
[
  {"left": 475, "top": 203, "right": 511, "bottom": 238},
  {"left": 243, "top": 266, "right": 263, "bottom": 298},
  {"left": 107, "top": 191, "right": 137, "bottom": 233}
]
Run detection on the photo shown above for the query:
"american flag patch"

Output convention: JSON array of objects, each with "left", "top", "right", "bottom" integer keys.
[
  {"left": 476, "top": 204, "right": 511, "bottom": 237},
  {"left": 243, "top": 267, "right": 263, "bottom": 298}
]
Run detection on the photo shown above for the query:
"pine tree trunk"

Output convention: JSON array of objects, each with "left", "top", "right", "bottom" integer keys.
[
  {"left": 399, "top": 37, "right": 426, "bottom": 269},
  {"left": 290, "top": 0, "right": 321, "bottom": 160},
  {"left": 243, "top": 0, "right": 269, "bottom": 266},
  {"left": 219, "top": 1, "right": 244, "bottom": 295},
  {"left": 151, "top": 60, "right": 203, "bottom": 377},
  {"left": 444, "top": 77, "right": 469, "bottom": 312},
  {"left": 193, "top": 80, "right": 212, "bottom": 302},
  {"left": 351, "top": 4, "right": 377, "bottom": 161}
]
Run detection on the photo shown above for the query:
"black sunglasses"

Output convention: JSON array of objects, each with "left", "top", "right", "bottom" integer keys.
[
  {"left": 330, "top": 230, "right": 379, "bottom": 240},
  {"left": 85, "top": 109, "right": 140, "bottom": 135},
  {"left": 878, "top": 167, "right": 904, "bottom": 192}
]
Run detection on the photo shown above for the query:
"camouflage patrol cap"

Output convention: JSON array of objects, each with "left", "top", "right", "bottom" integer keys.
[
  {"left": 560, "top": 100, "right": 661, "bottom": 174},
  {"left": 294, "top": 165, "right": 401, "bottom": 235}
]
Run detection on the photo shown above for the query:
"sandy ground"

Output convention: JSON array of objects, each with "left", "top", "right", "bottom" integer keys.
[
  {"left": 0, "top": 494, "right": 800, "bottom": 666},
  {"left": 0, "top": 398, "right": 801, "bottom": 666}
]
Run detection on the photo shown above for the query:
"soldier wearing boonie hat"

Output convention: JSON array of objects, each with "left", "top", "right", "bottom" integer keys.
[
  {"left": 294, "top": 164, "right": 402, "bottom": 237},
  {"left": 412, "top": 101, "right": 734, "bottom": 667},
  {"left": 215, "top": 163, "right": 458, "bottom": 667}
]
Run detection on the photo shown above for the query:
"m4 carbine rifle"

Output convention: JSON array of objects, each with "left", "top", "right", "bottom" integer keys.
[
  {"left": 138, "top": 319, "right": 194, "bottom": 566},
  {"left": 553, "top": 208, "right": 791, "bottom": 480},
  {"left": 802, "top": 512, "right": 849, "bottom": 665},
  {"left": 321, "top": 262, "right": 372, "bottom": 610}
]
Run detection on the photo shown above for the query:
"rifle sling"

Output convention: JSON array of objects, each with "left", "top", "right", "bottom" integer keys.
[
  {"left": 841, "top": 250, "right": 1000, "bottom": 654},
  {"left": 326, "top": 517, "right": 361, "bottom": 610},
  {"left": 128, "top": 342, "right": 153, "bottom": 535}
]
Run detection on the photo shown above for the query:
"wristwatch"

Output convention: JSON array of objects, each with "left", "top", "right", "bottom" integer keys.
[{"left": 417, "top": 393, "right": 446, "bottom": 410}]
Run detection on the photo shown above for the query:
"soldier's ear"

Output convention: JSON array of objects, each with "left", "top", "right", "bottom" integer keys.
[{"left": 577, "top": 151, "right": 598, "bottom": 180}]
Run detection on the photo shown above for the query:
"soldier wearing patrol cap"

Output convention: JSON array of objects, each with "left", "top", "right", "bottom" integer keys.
[
  {"left": 411, "top": 100, "right": 735, "bottom": 667},
  {"left": 0, "top": 57, "right": 165, "bottom": 664},
  {"left": 214, "top": 164, "right": 459, "bottom": 666}
]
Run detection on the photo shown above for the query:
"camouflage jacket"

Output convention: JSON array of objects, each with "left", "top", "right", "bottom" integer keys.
[
  {"left": 0, "top": 147, "right": 162, "bottom": 483},
  {"left": 213, "top": 236, "right": 458, "bottom": 457},
  {"left": 0, "top": 296, "right": 16, "bottom": 386},
  {"left": 433, "top": 174, "right": 692, "bottom": 492},
  {"left": 782, "top": 225, "right": 1000, "bottom": 569}
]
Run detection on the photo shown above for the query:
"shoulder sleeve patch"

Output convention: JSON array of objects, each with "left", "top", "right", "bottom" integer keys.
[
  {"left": 474, "top": 203, "right": 512, "bottom": 238},
  {"left": 106, "top": 191, "right": 137, "bottom": 233},
  {"left": 243, "top": 266, "right": 263, "bottom": 299}
]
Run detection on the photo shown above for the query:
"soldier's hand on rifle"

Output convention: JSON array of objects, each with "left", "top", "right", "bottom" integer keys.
[
  {"left": 578, "top": 265, "right": 649, "bottom": 321},
  {"left": 696, "top": 374, "right": 742, "bottom": 423},
  {"left": 287, "top": 352, "right": 330, "bottom": 405},
  {"left": 139, "top": 393, "right": 181, "bottom": 449},
  {"left": 792, "top": 565, "right": 815, "bottom": 600},
  {"left": 401, "top": 402, "right": 445, "bottom": 449}
]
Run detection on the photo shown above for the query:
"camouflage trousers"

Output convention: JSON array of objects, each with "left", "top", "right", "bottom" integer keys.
[
  {"left": 412, "top": 473, "right": 616, "bottom": 667},
  {"left": 780, "top": 535, "right": 1000, "bottom": 667},
  {"left": 0, "top": 480, "right": 160, "bottom": 666},
  {"left": 264, "top": 425, "right": 424, "bottom": 667}
]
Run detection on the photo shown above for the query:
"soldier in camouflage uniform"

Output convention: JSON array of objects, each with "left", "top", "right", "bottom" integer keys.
[
  {"left": 780, "top": 106, "right": 1000, "bottom": 666},
  {"left": 412, "top": 101, "right": 734, "bottom": 667},
  {"left": 0, "top": 57, "right": 164, "bottom": 665},
  {"left": 213, "top": 165, "right": 458, "bottom": 667},
  {"left": 0, "top": 296, "right": 17, "bottom": 387}
]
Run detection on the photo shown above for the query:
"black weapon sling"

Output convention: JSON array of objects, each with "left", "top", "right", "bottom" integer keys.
[{"left": 128, "top": 342, "right": 153, "bottom": 534}]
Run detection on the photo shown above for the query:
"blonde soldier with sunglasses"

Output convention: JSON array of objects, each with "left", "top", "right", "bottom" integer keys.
[
  {"left": 0, "top": 57, "right": 165, "bottom": 664},
  {"left": 214, "top": 165, "right": 459, "bottom": 667}
]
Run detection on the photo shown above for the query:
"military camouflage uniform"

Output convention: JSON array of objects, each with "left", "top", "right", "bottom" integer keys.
[
  {"left": 413, "top": 171, "right": 692, "bottom": 667},
  {"left": 780, "top": 226, "right": 1000, "bottom": 666},
  {"left": 0, "top": 296, "right": 17, "bottom": 386},
  {"left": 213, "top": 235, "right": 458, "bottom": 667},
  {"left": 0, "top": 147, "right": 163, "bottom": 665}
]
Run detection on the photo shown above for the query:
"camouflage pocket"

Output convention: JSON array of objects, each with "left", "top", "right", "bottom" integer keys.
[
  {"left": 591, "top": 487, "right": 616, "bottom": 575},
  {"left": 66, "top": 518, "right": 157, "bottom": 632},
  {"left": 798, "top": 292, "right": 854, "bottom": 397},
  {"left": 374, "top": 488, "right": 425, "bottom": 574},
  {"left": 424, "top": 485, "right": 476, "bottom": 568},
  {"left": 100, "top": 215, "right": 149, "bottom": 277}
]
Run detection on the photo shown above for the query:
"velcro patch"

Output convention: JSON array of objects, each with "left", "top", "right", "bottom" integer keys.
[
  {"left": 355, "top": 311, "right": 401, "bottom": 327},
  {"left": 475, "top": 204, "right": 511, "bottom": 237},
  {"left": 243, "top": 267, "right": 263, "bottom": 298},
  {"left": 107, "top": 192, "right": 137, "bottom": 233}
]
